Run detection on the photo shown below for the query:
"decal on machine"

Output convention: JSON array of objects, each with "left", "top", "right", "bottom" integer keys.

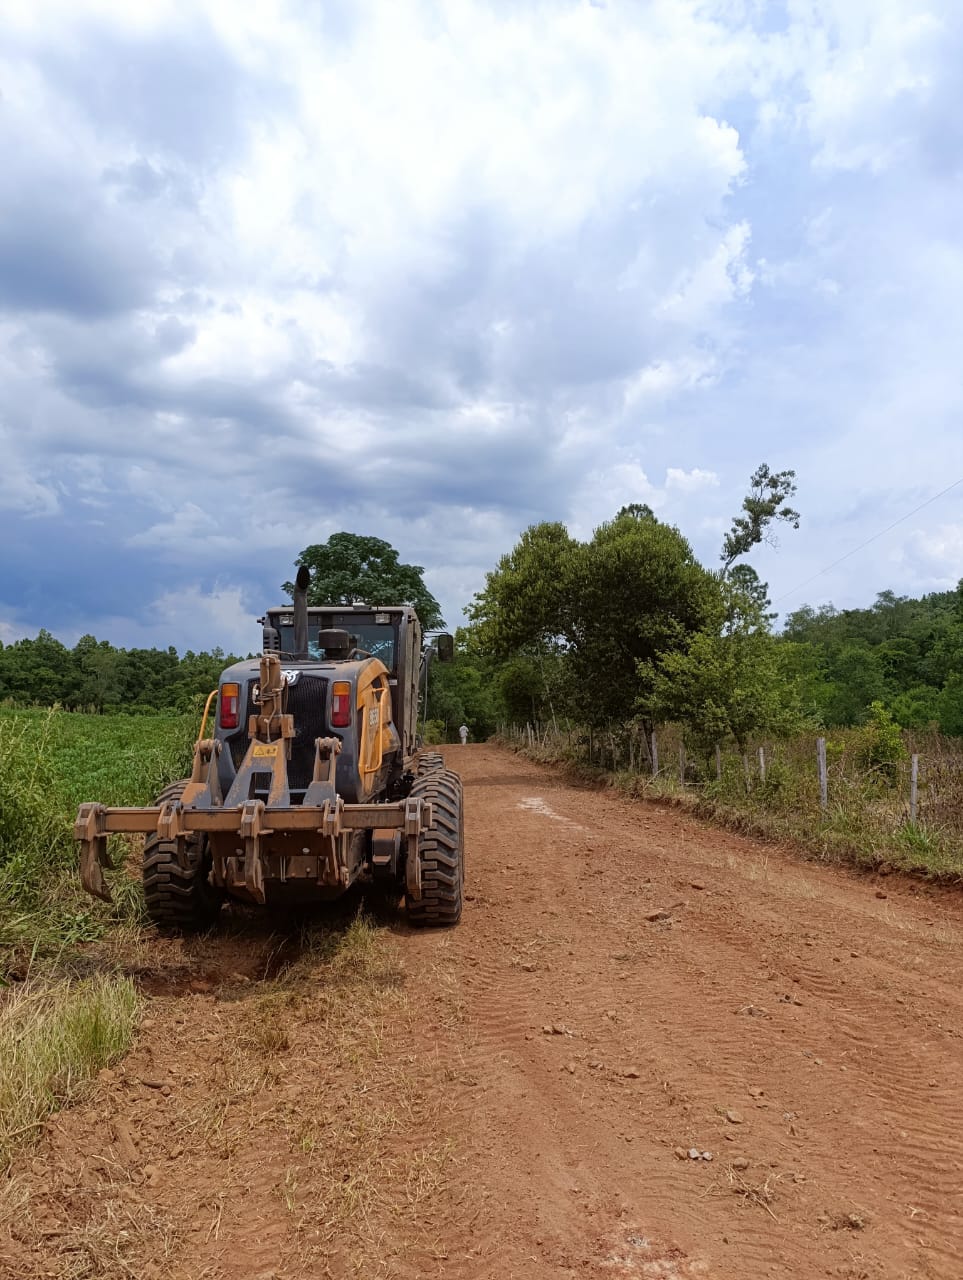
[{"left": 252, "top": 670, "right": 300, "bottom": 703}]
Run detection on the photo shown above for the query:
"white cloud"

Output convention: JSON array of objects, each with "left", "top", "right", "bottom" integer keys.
[
  {"left": 900, "top": 523, "right": 963, "bottom": 585},
  {"left": 665, "top": 468, "right": 721, "bottom": 493},
  {"left": 147, "top": 582, "right": 256, "bottom": 655}
]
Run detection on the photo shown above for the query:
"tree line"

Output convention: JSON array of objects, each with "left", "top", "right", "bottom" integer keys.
[
  {"left": 0, "top": 631, "right": 241, "bottom": 713},
  {"left": 4, "top": 510, "right": 961, "bottom": 748},
  {"left": 430, "top": 472, "right": 963, "bottom": 748}
]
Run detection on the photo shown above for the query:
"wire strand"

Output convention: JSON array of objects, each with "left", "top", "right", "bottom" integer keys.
[{"left": 772, "top": 475, "right": 963, "bottom": 606}]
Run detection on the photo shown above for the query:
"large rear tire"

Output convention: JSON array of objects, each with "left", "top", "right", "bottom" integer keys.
[
  {"left": 143, "top": 779, "right": 223, "bottom": 932},
  {"left": 415, "top": 751, "right": 445, "bottom": 777},
  {"left": 405, "top": 768, "right": 464, "bottom": 928}
]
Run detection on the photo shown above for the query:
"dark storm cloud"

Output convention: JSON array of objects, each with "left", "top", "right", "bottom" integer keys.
[
  {"left": 0, "top": 15, "right": 284, "bottom": 323},
  {"left": 0, "top": 174, "right": 160, "bottom": 317}
]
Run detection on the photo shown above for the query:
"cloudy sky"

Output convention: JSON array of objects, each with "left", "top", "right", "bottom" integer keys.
[{"left": 2, "top": 0, "right": 962, "bottom": 653}]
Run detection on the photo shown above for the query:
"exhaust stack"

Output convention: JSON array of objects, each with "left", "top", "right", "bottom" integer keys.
[{"left": 293, "top": 565, "right": 311, "bottom": 659}]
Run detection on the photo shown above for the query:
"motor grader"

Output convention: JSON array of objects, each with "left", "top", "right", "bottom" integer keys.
[{"left": 75, "top": 568, "right": 464, "bottom": 930}]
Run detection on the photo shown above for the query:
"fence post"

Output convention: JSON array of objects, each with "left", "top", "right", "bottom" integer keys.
[
  {"left": 910, "top": 753, "right": 919, "bottom": 824},
  {"left": 679, "top": 744, "right": 686, "bottom": 785},
  {"left": 758, "top": 746, "right": 766, "bottom": 783},
  {"left": 817, "top": 737, "right": 828, "bottom": 812},
  {"left": 651, "top": 730, "right": 659, "bottom": 778},
  {"left": 715, "top": 743, "right": 722, "bottom": 782}
]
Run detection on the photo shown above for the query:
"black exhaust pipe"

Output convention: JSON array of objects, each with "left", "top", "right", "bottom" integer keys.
[{"left": 293, "top": 566, "right": 311, "bottom": 659}]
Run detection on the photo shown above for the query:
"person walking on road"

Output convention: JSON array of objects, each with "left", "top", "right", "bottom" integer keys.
[{"left": 458, "top": 724, "right": 469, "bottom": 745}]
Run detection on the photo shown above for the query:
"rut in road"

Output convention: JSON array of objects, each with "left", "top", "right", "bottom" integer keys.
[{"left": 2, "top": 743, "right": 962, "bottom": 1279}]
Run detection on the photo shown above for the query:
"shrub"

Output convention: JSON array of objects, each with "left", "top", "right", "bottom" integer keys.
[{"left": 853, "top": 701, "right": 906, "bottom": 783}]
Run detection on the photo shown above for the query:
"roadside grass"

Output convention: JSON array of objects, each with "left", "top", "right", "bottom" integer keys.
[
  {"left": 0, "top": 974, "right": 139, "bottom": 1168},
  {"left": 0, "top": 707, "right": 194, "bottom": 959},
  {"left": 0, "top": 708, "right": 189, "bottom": 1169},
  {"left": 500, "top": 724, "right": 963, "bottom": 880}
]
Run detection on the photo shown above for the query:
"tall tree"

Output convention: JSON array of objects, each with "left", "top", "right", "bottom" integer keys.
[
  {"left": 289, "top": 533, "right": 444, "bottom": 629},
  {"left": 570, "top": 512, "right": 722, "bottom": 727},
  {"left": 469, "top": 510, "right": 722, "bottom": 729},
  {"left": 721, "top": 463, "right": 800, "bottom": 574},
  {"left": 467, "top": 522, "right": 576, "bottom": 656}
]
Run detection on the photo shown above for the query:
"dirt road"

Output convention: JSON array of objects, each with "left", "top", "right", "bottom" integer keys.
[{"left": 3, "top": 744, "right": 963, "bottom": 1278}]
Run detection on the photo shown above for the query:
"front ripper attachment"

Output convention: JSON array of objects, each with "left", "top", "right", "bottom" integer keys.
[
  {"left": 75, "top": 655, "right": 432, "bottom": 908},
  {"left": 75, "top": 803, "right": 113, "bottom": 903}
]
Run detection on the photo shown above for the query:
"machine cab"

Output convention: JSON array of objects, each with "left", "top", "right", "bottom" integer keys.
[{"left": 262, "top": 604, "right": 423, "bottom": 761}]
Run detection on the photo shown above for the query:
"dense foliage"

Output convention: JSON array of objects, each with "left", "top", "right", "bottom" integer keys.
[
  {"left": 432, "top": 467, "right": 963, "bottom": 747},
  {"left": 4, "top": 497, "right": 960, "bottom": 747},
  {"left": 289, "top": 532, "right": 444, "bottom": 630},
  {"left": 439, "top": 471, "right": 800, "bottom": 747},
  {"left": 783, "top": 587, "right": 963, "bottom": 736},
  {"left": 0, "top": 632, "right": 241, "bottom": 713}
]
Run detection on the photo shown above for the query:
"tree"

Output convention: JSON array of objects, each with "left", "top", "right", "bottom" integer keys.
[
  {"left": 721, "top": 463, "right": 800, "bottom": 574},
  {"left": 644, "top": 624, "right": 805, "bottom": 755},
  {"left": 569, "top": 512, "right": 723, "bottom": 727},
  {"left": 426, "top": 629, "right": 503, "bottom": 740},
  {"left": 469, "top": 510, "right": 723, "bottom": 730},
  {"left": 467, "top": 522, "right": 576, "bottom": 657},
  {"left": 289, "top": 533, "right": 444, "bottom": 629}
]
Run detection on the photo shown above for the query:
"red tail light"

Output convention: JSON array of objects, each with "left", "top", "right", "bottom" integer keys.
[
  {"left": 331, "top": 681, "right": 351, "bottom": 728},
  {"left": 219, "top": 682, "right": 240, "bottom": 730}
]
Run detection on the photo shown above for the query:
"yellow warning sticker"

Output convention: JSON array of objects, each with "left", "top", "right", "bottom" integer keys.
[{"left": 252, "top": 743, "right": 279, "bottom": 758}]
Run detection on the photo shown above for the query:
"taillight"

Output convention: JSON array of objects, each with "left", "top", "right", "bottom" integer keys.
[
  {"left": 219, "top": 682, "right": 240, "bottom": 730},
  {"left": 331, "top": 681, "right": 351, "bottom": 728}
]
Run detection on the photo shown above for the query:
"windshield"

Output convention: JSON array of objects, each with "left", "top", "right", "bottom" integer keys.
[{"left": 277, "top": 623, "right": 395, "bottom": 669}]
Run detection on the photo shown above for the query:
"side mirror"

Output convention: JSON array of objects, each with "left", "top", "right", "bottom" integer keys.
[
  {"left": 262, "top": 624, "right": 281, "bottom": 654},
  {"left": 436, "top": 633, "right": 454, "bottom": 663}
]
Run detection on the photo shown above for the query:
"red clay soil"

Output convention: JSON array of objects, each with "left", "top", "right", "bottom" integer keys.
[{"left": 2, "top": 743, "right": 962, "bottom": 1279}]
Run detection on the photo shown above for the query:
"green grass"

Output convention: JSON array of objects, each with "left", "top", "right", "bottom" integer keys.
[
  {"left": 0, "top": 707, "right": 195, "bottom": 958},
  {"left": 0, "top": 974, "right": 139, "bottom": 1167}
]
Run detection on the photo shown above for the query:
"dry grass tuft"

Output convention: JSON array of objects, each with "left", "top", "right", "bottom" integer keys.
[{"left": 0, "top": 975, "right": 139, "bottom": 1168}]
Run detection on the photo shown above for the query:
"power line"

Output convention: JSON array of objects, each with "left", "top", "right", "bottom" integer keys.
[{"left": 772, "top": 475, "right": 963, "bottom": 606}]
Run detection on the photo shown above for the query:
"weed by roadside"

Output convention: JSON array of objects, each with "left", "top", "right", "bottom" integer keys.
[{"left": 0, "top": 974, "right": 139, "bottom": 1168}]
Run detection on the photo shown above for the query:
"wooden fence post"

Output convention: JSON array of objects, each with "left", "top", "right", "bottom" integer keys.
[
  {"left": 679, "top": 744, "right": 686, "bottom": 784},
  {"left": 817, "top": 737, "right": 828, "bottom": 812},
  {"left": 910, "top": 753, "right": 919, "bottom": 824},
  {"left": 715, "top": 743, "right": 722, "bottom": 782},
  {"left": 758, "top": 746, "right": 766, "bottom": 783},
  {"left": 651, "top": 730, "right": 659, "bottom": 778}
]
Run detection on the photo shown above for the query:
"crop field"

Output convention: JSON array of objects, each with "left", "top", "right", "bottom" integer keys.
[{"left": 0, "top": 707, "right": 195, "bottom": 954}]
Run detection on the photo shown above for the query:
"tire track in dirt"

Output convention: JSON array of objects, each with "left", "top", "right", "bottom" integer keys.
[{"left": 396, "top": 747, "right": 963, "bottom": 1279}]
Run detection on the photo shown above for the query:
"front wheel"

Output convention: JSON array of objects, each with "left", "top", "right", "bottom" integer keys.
[
  {"left": 143, "top": 779, "right": 223, "bottom": 932},
  {"left": 405, "top": 768, "right": 464, "bottom": 928}
]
